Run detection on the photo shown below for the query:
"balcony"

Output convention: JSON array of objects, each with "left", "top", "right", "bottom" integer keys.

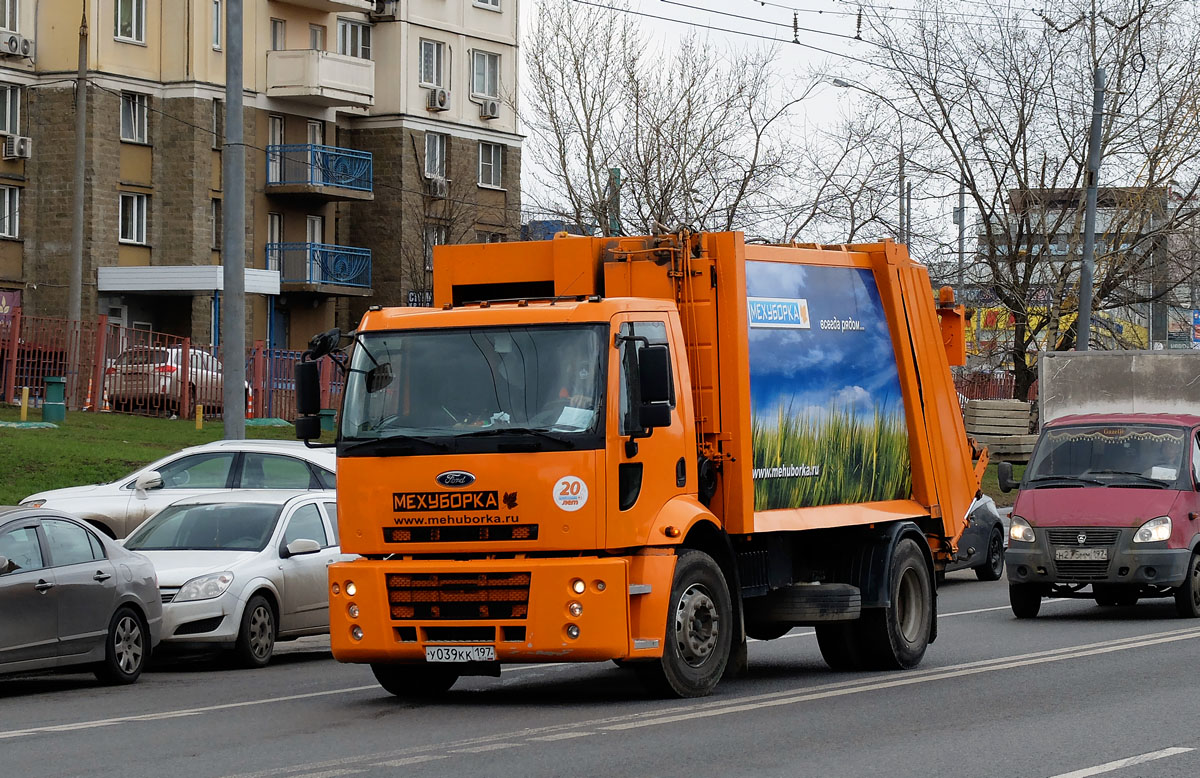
[
  {"left": 266, "top": 50, "right": 374, "bottom": 109},
  {"left": 276, "top": 0, "right": 373, "bottom": 12},
  {"left": 268, "top": 243, "right": 372, "bottom": 295},
  {"left": 266, "top": 145, "right": 373, "bottom": 201}
]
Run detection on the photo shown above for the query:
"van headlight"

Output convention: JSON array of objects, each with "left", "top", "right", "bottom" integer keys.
[
  {"left": 1009, "top": 516, "right": 1035, "bottom": 543},
  {"left": 176, "top": 572, "right": 235, "bottom": 602},
  {"left": 1134, "top": 516, "right": 1171, "bottom": 543}
]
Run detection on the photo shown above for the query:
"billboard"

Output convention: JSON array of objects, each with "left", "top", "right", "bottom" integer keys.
[{"left": 747, "top": 262, "right": 911, "bottom": 511}]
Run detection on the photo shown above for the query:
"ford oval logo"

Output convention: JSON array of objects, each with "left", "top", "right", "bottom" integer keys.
[{"left": 436, "top": 471, "right": 476, "bottom": 488}]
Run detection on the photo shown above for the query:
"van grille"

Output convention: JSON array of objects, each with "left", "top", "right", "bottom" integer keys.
[
  {"left": 385, "top": 572, "right": 530, "bottom": 621},
  {"left": 1047, "top": 528, "right": 1120, "bottom": 546},
  {"left": 1054, "top": 560, "right": 1111, "bottom": 580}
]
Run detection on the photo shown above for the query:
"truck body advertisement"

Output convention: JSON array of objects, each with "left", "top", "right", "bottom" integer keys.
[{"left": 747, "top": 261, "right": 912, "bottom": 510}]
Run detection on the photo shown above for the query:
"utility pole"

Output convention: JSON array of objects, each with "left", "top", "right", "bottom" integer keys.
[
  {"left": 957, "top": 179, "right": 966, "bottom": 292},
  {"left": 898, "top": 149, "right": 906, "bottom": 244},
  {"left": 221, "top": 0, "right": 246, "bottom": 438},
  {"left": 905, "top": 182, "right": 912, "bottom": 248},
  {"left": 68, "top": 4, "right": 87, "bottom": 325},
  {"left": 1078, "top": 66, "right": 1105, "bottom": 352}
]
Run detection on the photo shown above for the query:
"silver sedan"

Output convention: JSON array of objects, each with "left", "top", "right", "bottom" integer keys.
[
  {"left": 122, "top": 490, "right": 348, "bottom": 668},
  {"left": 0, "top": 507, "right": 163, "bottom": 684}
]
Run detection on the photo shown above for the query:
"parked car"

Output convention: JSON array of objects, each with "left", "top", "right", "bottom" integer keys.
[
  {"left": 21, "top": 440, "right": 337, "bottom": 539},
  {"left": 103, "top": 344, "right": 237, "bottom": 414},
  {"left": 0, "top": 507, "right": 162, "bottom": 683},
  {"left": 940, "top": 494, "right": 1007, "bottom": 581},
  {"left": 122, "top": 490, "right": 346, "bottom": 667}
]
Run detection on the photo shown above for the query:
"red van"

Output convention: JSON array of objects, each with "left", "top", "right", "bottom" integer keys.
[{"left": 999, "top": 413, "right": 1200, "bottom": 618}]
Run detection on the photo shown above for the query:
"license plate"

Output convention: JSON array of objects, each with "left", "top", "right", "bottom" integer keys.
[
  {"left": 1055, "top": 547, "right": 1108, "bottom": 561},
  {"left": 425, "top": 645, "right": 495, "bottom": 663}
]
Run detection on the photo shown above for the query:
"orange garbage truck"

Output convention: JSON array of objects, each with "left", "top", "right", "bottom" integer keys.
[{"left": 294, "top": 230, "right": 984, "bottom": 698}]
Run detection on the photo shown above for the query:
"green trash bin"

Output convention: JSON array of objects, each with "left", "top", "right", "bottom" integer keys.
[
  {"left": 318, "top": 408, "right": 337, "bottom": 432},
  {"left": 43, "top": 376, "right": 66, "bottom": 424}
]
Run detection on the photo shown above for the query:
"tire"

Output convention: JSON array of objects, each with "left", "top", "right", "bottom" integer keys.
[
  {"left": 816, "top": 623, "right": 865, "bottom": 671},
  {"left": 1009, "top": 583, "right": 1042, "bottom": 618},
  {"left": 234, "top": 595, "right": 276, "bottom": 668},
  {"left": 974, "top": 526, "right": 1006, "bottom": 582},
  {"left": 94, "top": 606, "right": 147, "bottom": 684},
  {"left": 856, "top": 538, "right": 933, "bottom": 670},
  {"left": 636, "top": 550, "right": 733, "bottom": 698},
  {"left": 1174, "top": 553, "right": 1200, "bottom": 618},
  {"left": 371, "top": 663, "right": 458, "bottom": 698}
]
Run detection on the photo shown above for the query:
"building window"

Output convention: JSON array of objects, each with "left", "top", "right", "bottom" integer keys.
[
  {"left": 0, "top": 185, "right": 18, "bottom": 238},
  {"left": 474, "top": 0, "right": 500, "bottom": 9},
  {"left": 337, "top": 19, "right": 371, "bottom": 59},
  {"left": 425, "top": 132, "right": 447, "bottom": 179},
  {"left": 211, "top": 199, "right": 221, "bottom": 249},
  {"left": 423, "top": 223, "right": 448, "bottom": 272},
  {"left": 476, "top": 231, "right": 506, "bottom": 243},
  {"left": 0, "top": 0, "right": 17, "bottom": 33},
  {"left": 115, "top": 0, "right": 146, "bottom": 43},
  {"left": 479, "top": 142, "right": 502, "bottom": 188},
  {"left": 270, "top": 19, "right": 286, "bottom": 51},
  {"left": 267, "top": 213, "right": 283, "bottom": 270},
  {"left": 419, "top": 39, "right": 444, "bottom": 87},
  {"left": 211, "top": 0, "right": 221, "bottom": 49},
  {"left": 119, "top": 193, "right": 148, "bottom": 245},
  {"left": 0, "top": 83, "right": 18, "bottom": 135},
  {"left": 309, "top": 25, "right": 325, "bottom": 51},
  {"left": 471, "top": 51, "right": 499, "bottom": 99},
  {"left": 120, "top": 92, "right": 148, "bottom": 143}
]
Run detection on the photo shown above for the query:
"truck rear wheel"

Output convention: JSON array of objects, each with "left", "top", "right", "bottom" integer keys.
[
  {"left": 636, "top": 550, "right": 732, "bottom": 698},
  {"left": 1009, "top": 583, "right": 1042, "bottom": 618},
  {"left": 815, "top": 623, "right": 865, "bottom": 671},
  {"left": 856, "top": 538, "right": 933, "bottom": 670},
  {"left": 371, "top": 663, "right": 458, "bottom": 699},
  {"left": 1174, "top": 553, "right": 1200, "bottom": 618}
]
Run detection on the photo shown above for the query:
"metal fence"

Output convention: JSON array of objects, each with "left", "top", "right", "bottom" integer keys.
[
  {"left": 2, "top": 311, "right": 342, "bottom": 423},
  {"left": 954, "top": 372, "right": 1039, "bottom": 401}
]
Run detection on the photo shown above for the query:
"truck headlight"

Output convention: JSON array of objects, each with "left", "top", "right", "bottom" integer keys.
[
  {"left": 1134, "top": 516, "right": 1171, "bottom": 543},
  {"left": 175, "top": 572, "right": 235, "bottom": 602},
  {"left": 1009, "top": 516, "right": 1035, "bottom": 543}
]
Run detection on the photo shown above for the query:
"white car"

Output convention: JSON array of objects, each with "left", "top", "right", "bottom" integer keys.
[
  {"left": 121, "top": 490, "right": 349, "bottom": 667},
  {"left": 21, "top": 440, "right": 337, "bottom": 539}
]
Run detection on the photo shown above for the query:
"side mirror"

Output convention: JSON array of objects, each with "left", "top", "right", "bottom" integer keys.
[
  {"left": 638, "top": 403, "right": 672, "bottom": 430},
  {"left": 282, "top": 538, "right": 321, "bottom": 558},
  {"left": 295, "top": 415, "right": 322, "bottom": 442},
  {"left": 134, "top": 470, "right": 163, "bottom": 498},
  {"left": 997, "top": 461, "right": 1017, "bottom": 493},
  {"left": 637, "top": 345, "right": 672, "bottom": 404},
  {"left": 295, "top": 360, "right": 321, "bottom": 417}
]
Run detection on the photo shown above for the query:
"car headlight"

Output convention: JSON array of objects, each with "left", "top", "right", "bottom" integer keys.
[
  {"left": 20, "top": 499, "right": 46, "bottom": 508},
  {"left": 175, "top": 572, "right": 235, "bottom": 602},
  {"left": 1009, "top": 516, "right": 1035, "bottom": 543},
  {"left": 1134, "top": 516, "right": 1171, "bottom": 543}
]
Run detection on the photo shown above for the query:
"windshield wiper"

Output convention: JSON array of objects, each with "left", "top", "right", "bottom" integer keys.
[
  {"left": 340, "top": 434, "right": 452, "bottom": 455},
  {"left": 1087, "top": 470, "right": 1172, "bottom": 488},
  {"left": 1026, "top": 475, "right": 1105, "bottom": 487},
  {"left": 454, "top": 427, "right": 577, "bottom": 447}
]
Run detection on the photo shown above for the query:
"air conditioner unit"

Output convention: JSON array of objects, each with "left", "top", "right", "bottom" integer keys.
[
  {"left": 0, "top": 33, "right": 32, "bottom": 59},
  {"left": 2, "top": 135, "right": 31, "bottom": 160},
  {"left": 370, "top": 0, "right": 399, "bottom": 20},
  {"left": 479, "top": 100, "right": 500, "bottom": 120},
  {"left": 427, "top": 88, "right": 451, "bottom": 112},
  {"left": 426, "top": 176, "right": 449, "bottom": 199}
]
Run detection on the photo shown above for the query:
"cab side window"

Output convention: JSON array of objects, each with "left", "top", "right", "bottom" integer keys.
[
  {"left": 1192, "top": 433, "right": 1200, "bottom": 487},
  {"left": 43, "top": 519, "right": 101, "bottom": 567},
  {"left": 0, "top": 525, "right": 45, "bottom": 575},
  {"left": 283, "top": 504, "right": 329, "bottom": 548},
  {"left": 617, "top": 321, "right": 674, "bottom": 436}
]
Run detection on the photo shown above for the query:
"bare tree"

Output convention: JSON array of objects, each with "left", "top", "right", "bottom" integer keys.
[{"left": 861, "top": 0, "right": 1200, "bottom": 398}]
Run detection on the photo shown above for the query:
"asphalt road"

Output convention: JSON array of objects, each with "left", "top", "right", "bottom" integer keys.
[{"left": 5, "top": 570, "right": 1200, "bottom": 778}]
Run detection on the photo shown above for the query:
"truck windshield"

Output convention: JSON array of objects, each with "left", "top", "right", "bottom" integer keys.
[
  {"left": 340, "top": 324, "right": 607, "bottom": 449},
  {"left": 1026, "top": 424, "right": 1187, "bottom": 487}
]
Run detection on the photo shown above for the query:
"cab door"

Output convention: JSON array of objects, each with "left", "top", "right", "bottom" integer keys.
[{"left": 605, "top": 314, "right": 694, "bottom": 548}]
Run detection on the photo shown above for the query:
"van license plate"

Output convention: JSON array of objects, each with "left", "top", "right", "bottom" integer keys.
[
  {"left": 1055, "top": 548, "right": 1108, "bottom": 561},
  {"left": 425, "top": 645, "right": 495, "bottom": 663}
]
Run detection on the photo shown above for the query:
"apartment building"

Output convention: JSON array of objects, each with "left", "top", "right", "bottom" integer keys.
[{"left": 0, "top": 0, "right": 521, "bottom": 349}]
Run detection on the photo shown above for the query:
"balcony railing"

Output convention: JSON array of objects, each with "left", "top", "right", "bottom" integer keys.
[
  {"left": 267, "top": 243, "right": 372, "bottom": 289},
  {"left": 266, "top": 144, "right": 373, "bottom": 197},
  {"left": 266, "top": 50, "right": 375, "bottom": 108}
]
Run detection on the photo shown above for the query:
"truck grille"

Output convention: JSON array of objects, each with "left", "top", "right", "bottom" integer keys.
[
  {"left": 386, "top": 572, "right": 531, "bottom": 621},
  {"left": 1046, "top": 528, "right": 1120, "bottom": 546},
  {"left": 1054, "top": 560, "right": 1111, "bottom": 580},
  {"left": 383, "top": 525, "right": 538, "bottom": 544}
]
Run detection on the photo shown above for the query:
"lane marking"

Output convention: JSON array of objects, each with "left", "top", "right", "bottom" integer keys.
[
  {"left": 370, "top": 756, "right": 448, "bottom": 768},
  {"left": 1048, "top": 747, "right": 1193, "bottom": 778},
  {"left": 215, "top": 625, "right": 1200, "bottom": 778},
  {"left": 529, "top": 732, "right": 594, "bottom": 742},
  {"left": 286, "top": 771, "right": 364, "bottom": 778},
  {"left": 449, "top": 743, "right": 522, "bottom": 754}
]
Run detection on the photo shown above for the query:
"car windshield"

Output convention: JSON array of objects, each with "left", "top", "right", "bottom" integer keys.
[
  {"left": 340, "top": 324, "right": 607, "bottom": 443},
  {"left": 124, "top": 503, "right": 282, "bottom": 551},
  {"left": 1026, "top": 424, "right": 1187, "bottom": 486}
]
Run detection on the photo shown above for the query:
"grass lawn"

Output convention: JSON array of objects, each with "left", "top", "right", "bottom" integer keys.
[
  {"left": 0, "top": 407, "right": 333, "bottom": 505},
  {"left": 981, "top": 462, "right": 1026, "bottom": 508}
]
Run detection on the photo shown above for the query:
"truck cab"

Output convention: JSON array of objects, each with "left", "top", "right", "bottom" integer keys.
[{"left": 1001, "top": 413, "right": 1200, "bottom": 617}]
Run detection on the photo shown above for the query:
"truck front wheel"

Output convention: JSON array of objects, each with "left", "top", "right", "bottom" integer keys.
[
  {"left": 857, "top": 538, "right": 933, "bottom": 670},
  {"left": 636, "top": 550, "right": 733, "bottom": 698},
  {"left": 1009, "top": 583, "right": 1042, "bottom": 618},
  {"left": 371, "top": 664, "right": 458, "bottom": 699},
  {"left": 1174, "top": 553, "right": 1200, "bottom": 618}
]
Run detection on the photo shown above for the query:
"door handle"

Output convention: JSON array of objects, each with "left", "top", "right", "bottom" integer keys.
[
  {"left": 93, "top": 571, "right": 112, "bottom": 582},
  {"left": 34, "top": 580, "right": 54, "bottom": 593}
]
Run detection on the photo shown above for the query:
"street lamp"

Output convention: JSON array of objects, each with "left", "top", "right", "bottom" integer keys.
[{"left": 830, "top": 77, "right": 906, "bottom": 244}]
